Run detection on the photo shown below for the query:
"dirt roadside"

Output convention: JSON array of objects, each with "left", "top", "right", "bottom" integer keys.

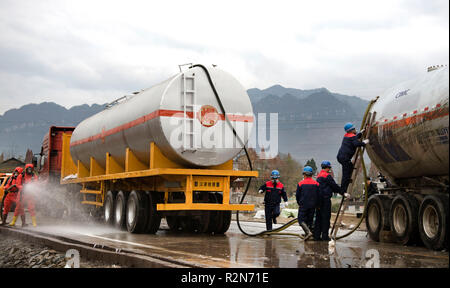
[{"left": 0, "top": 232, "right": 121, "bottom": 268}]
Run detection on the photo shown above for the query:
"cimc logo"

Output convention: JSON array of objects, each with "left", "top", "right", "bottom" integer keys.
[{"left": 394, "top": 89, "right": 410, "bottom": 99}]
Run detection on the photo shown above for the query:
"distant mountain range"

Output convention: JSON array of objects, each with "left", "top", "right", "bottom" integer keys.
[
  {"left": 0, "top": 85, "right": 369, "bottom": 167},
  {"left": 0, "top": 102, "right": 105, "bottom": 157},
  {"left": 248, "top": 85, "right": 368, "bottom": 118}
]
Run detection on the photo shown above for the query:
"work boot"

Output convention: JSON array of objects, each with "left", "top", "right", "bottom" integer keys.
[
  {"left": 21, "top": 215, "right": 28, "bottom": 227},
  {"left": 300, "top": 222, "right": 313, "bottom": 240},
  {"left": 322, "top": 234, "right": 331, "bottom": 241},
  {"left": 31, "top": 216, "right": 37, "bottom": 227},
  {"left": 273, "top": 217, "right": 277, "bottom": 224},
  {"left": 9, "top": 216, "right": 17, "bottom": 227}
]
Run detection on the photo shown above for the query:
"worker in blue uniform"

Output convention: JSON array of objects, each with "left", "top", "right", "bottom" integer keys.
[
  {"left": 314, "top": 161, "right": 348, "bottom": 241},
  {"left": 258, "top": 170, "right": 288, "bottom": 231},
  {"left": 296, "top": 166, "right": 319, "bottom": 240},
  {"left": 337, "top": 123, "right": 369, "bottom": 194}
]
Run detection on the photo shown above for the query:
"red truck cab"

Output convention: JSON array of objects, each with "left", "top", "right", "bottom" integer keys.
[{"left": 38, "top": 126, "right": 75, "bottom": 183}]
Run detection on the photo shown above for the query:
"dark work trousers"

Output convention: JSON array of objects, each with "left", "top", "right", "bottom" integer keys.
[
  {"left": 338, "top": 158, "right": 353, "bottom": 194},
  {"left": 298, "top": 207, "right": 315, "bottom": 228},
  {"left": 265, "top": 204, "right": 280, "bottom": 231},
  {"left": 314, "top": 198, "right": 332, "bottom": 240}
]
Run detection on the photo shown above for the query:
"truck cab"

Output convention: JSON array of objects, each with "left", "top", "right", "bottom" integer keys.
[
  {"left": 37, "top": 126, "right": 75, "bottom": 183},
  {"left": 35, "top": 126, "right": 75, "bottom": 218}
]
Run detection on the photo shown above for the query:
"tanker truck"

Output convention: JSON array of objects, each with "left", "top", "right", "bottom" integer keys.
[
  {"left": 365, "top": 65, "right": 449, "bottom": 250},
  {"left": 40, "top": 64, "right": 257, "bottom": 234}
]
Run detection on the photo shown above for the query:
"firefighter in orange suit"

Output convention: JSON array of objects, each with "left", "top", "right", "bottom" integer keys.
[
  {"left": 10, "top": 164, "right": 38, "bottom": 227},
  {"left": 1, "top": 167, "right": 23, "bottom": 225}
]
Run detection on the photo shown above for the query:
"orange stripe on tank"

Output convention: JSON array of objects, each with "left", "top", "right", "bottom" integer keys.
[{"left": 70, "top": 109, "right": 254, "bottom": 147}]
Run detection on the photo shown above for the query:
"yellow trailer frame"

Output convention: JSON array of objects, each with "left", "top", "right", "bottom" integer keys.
[{"left": 60, "top": 133, "right": 257, "bottom": 212}]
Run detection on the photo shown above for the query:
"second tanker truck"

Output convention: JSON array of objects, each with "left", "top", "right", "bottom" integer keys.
[{"left": 365, "top": 65, "right": 449, "bottom": 251}]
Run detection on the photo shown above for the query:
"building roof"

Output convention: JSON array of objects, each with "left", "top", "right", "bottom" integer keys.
[{"left": 0, "top": 158, "right": 25, "bottom": 173}]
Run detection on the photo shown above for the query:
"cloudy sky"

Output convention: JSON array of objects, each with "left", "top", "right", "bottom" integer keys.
[{"left": 0, "top": 0, "right": 448, "bottom": 114}]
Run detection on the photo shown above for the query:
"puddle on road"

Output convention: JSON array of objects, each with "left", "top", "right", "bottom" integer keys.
[{"left": 19, "top": 217, "right": 449, "bottom": 268}]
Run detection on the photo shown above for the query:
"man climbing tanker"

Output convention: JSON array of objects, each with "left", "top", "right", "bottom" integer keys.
[{"left": 364, "top": 65, "right": 449, "bottom": 250}]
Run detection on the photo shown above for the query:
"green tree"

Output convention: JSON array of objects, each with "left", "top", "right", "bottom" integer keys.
[
  {"left": 235, "top": 149, "right": 303, "bottom": 198},
  {"left": 277, "top": 153, "right": 303, "bottom": 198},
  {"left": 305, "top": 158, "right": 317, "bottom": 174}
]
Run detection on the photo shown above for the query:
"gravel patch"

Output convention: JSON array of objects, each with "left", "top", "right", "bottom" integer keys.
[{"left": 0, "top": 233, "right": 121, "bottom": 268}]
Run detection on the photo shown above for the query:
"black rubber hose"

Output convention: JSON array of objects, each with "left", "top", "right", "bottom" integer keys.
[{"left": 191, "top": 64, "right": 252, "bottom": 170}]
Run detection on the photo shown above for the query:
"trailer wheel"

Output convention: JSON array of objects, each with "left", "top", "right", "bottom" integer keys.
[
  {"left": 176, "top": 216, "right": 191, "bottom": 232},
  {"left": 389, "top": 194, "right": 419, "bottom": 245},
  {"left": 192, "top": 212, "right": 211, "bottom": 233},
  {"left": 114, "top": 191, "right": 127, "bottom": 230},
  {"left": 145, "top": 191, "right": 161, "bottom": 234},
  {"left": 166, "top": 216, "right": 181, "bottom": 231},
  {"left": 215, "top": 192, "right": 231, "bottom": 234},
  {"left": 207, "top": 193, "right": 220, "bottom": 233},
  {"left": 419, "top": 195, "right": 448, "bottom": 251},
  {"left": 366, "top": 195, "right": 391, "bottom": 242},
  {"left": 104, "top": 191, "right": 116, "bottom": 225},
  {"left": 126, "top": 191, "right": 149, "bottom": 233}
]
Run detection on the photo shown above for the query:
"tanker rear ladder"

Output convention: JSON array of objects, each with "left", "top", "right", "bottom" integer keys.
[{"left": 181, "top": 73, "right": 200, "bottom": 151}]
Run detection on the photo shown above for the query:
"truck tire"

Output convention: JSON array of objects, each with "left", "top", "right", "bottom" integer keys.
[
  {"left": 389, "top": 194, "right": 419, "bottom": 245},
  {"left": 104, "top": 191, "right": 116, "bottom": 225},
  {"left": 207, "top": 193, "right": 220, "bottom": 233},
  {"left": 126, "top": 191, "right": 149, "bottom": 233},
  {"left": 215, "top": 192, "right": 231, "bottom": 234},
  {"left": 217, "top": 210, "right": 232, "bottom": 234},
  {"left": 366, "top": 195, "right": 391, "bottom": 242},
  {"left": 180, "top": 216, "right": 195, "bottom": 232},
  {"left": 166, "top": 215, "right": 181, "bottom": 231},
  {"left": 419, "top": 195, "right": 448, "bottom": 251},
  {"left": 114, "top": 191, "right": 127, "bottom": 230},
  {"left": 145, "top": 191, "right": 161, "bottom": 234},
  {"left": 192, "top": 211, "right": 211, "bottom": 233}
]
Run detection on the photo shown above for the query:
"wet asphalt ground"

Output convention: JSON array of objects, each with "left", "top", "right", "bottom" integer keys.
[{"left": 7, "top": 214, "right": 448, "bottom": 268}]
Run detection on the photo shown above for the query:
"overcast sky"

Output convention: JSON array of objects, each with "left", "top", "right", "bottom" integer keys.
[{"left": 0, "top": 0, "right": 448, "bottom": 114}]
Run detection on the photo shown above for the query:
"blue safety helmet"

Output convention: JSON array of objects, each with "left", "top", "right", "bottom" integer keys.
[
  {"left": 271, "top": 170, "right": 280, "bottom": 179},
  {"left": 303, "top": 166, "right": 313, "bottom": 175},
  {"left": 321, "top": 160, "right": 332, "bottom": 169},
  {"left": 344, "top": 122, "right": 356, "bottom": 132}
]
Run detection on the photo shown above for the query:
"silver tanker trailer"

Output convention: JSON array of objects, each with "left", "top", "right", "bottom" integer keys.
[
  {"left": 365, "top": 65, "right": 449, "bottom": 250},
  {"left": 58, "top": 64, "right": 257, "bottom": 234}
]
